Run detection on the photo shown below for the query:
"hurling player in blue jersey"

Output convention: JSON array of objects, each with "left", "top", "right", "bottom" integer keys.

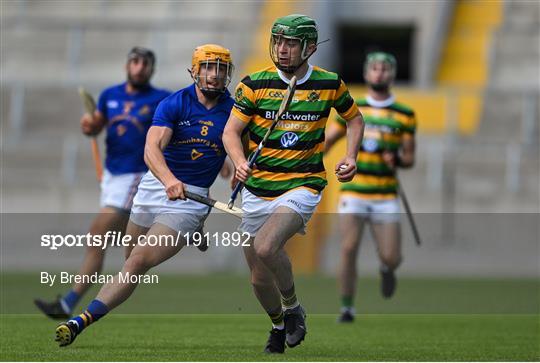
[
  {"left": 54, "top": 44, "right": 235, "bottom": 347},
  {"left": 34, "top": 47, "right": 171, "bottom": 320}
]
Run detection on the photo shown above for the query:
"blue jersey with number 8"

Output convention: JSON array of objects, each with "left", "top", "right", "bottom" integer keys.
[{"left": 152, "top": 83, "right": 234, "bottom": 188}]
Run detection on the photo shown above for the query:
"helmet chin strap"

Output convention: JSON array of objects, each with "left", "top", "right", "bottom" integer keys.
[
  {"left": 368, "top": 82, "right": 390, "bottom": 93},
  {"left": 277, "top": 60, "right": 306, "bottom": 74},
  {"left": 200, "top": 88, "right": 222, "bottom": 99}
]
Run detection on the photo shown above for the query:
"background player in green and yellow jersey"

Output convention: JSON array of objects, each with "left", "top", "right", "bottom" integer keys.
[
  {"left": 223, "top": 14, "right": 364, "bottom": 353},
  {"left": 326, "top": 52, "right": 416, "bottom": 323}
]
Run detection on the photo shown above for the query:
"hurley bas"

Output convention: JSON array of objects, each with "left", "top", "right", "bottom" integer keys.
[{"left": 40, "top": 272, "right": 159, "bottom": 287}]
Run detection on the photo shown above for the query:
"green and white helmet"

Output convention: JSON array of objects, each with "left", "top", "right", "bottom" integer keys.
[
  {"left": 270, "top": 14, "right": 318, "bottom": 73},
  {"left": 364, "top": 52, "right": 397, "bottom": 78}
]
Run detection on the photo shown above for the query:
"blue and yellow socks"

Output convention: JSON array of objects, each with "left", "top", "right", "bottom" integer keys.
[{"left": 69, "top": 299, "right": 109, "bottom": 333}]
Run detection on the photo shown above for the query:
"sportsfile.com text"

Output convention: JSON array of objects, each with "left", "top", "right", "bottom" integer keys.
[{"left": 40, "top": 231, "right": 251, "bottom": 250}]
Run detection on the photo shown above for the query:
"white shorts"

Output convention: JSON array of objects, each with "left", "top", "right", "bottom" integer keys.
[
  {"left": 338, "top": 195, "right": 401, "bottom": 224},
  {"left": 100, "top": 169, "right": 144, "bottom": 211},
  {"left": 239, "top": 188, "right": 322, "bottom": 237},
  {"left": 129, "top": 171, "right": 210, "bottom": 233}
]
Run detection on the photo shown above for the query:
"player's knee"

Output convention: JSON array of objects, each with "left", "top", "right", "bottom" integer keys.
[
  {"left": 381, "top": 253, "right": 401, "bottom": 269},
  {"left": 124, "top": 245, "right": 136, "bottom": 261},
  {"left": 341, "top": 242, "right": 359, "bottom": 257},
  {"left": 124, "top": 253, "right": 152, "bottom": 274},
  {"left": 254, "top": 243, "right": 276, "bottom": 261}
]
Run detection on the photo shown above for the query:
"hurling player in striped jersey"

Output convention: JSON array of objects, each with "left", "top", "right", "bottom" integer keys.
[
  {"left": 223, "top": 14, "right": 364, "bottom": 353},
  {"left": 325, "top": 52, "right": 417, "bottom": 322}
]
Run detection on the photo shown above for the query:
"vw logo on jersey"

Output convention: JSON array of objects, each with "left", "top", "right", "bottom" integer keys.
[
  {"left": 280, "top": 132, "right": 299, "bottom": 148},
  {"left": 363, "top": 138, "right": 379, "bottom": 152}
]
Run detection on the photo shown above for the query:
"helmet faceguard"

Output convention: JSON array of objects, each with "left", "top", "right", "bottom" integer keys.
[
  {"left": 190, "top": 44, "right": 234, "bottom": 98},
  {"left": 363, "top": 52, "right": 397, "bottom": 91},
  {"left": 269, "top": 14, "right": 318, "bottom": 73}
]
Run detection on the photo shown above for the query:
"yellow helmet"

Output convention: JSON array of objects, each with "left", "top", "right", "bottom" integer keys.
[{"left": 190, "top": 44, "right": 234, "bottom": 95}]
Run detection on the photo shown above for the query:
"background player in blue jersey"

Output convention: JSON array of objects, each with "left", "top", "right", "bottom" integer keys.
[
  {"left": 34, "top": 47, "right": 171, "bottom": 319},
  {"left": 54, "top": 44, "right": 235, "bottom": 347}
]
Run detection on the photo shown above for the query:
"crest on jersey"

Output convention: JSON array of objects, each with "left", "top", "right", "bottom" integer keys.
[
  {"left": 117, "top": 125, "right": 127, "bottom": 137},
  {"left": 235, "top": 87, "right": 244, "bottom": 103},
  {"left": 139, "top": 105, "right": 150, "bottom": 115},
  {"left": 307, "top": 90, "right": 319, "bottom": 102},
  {"left": 191, "top": 148, "right": 204, "bottom": 160},
  {"left": 123, "top": 102, "right": 134, "bottom": 114},
  {"left": 280, "top": 132, "right": 299, "bottom": 148}
]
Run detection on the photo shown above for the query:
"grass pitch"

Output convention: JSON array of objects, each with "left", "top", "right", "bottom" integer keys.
[{"left": 1, "top": 273, "right": 538, "bottom": 361}]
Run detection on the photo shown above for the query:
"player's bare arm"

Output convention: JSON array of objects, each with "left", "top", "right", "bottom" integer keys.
[
  {"left": 144, "top": 126, "right": 185, "bottom": 200},
  {"left": 399, "top": 134, "right": 416, "bottom": 168},
  {"left": 336, "top": 114, "right": 364, "bottom": 182},
  {"left": 382, "top": 133, "right": 415, "bottom": 170},
  {"left": 223, "top": 115, "right": 252, "bottom": 183},
  {"left": 324, "top": 122, "right": 346, "bottom": 153},
  {"left": 219, "top": 157, "right": 234, "bottom": 179}
]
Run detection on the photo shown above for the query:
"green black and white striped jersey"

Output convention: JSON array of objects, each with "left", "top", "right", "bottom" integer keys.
[
  {"left": 232, "top": 65, "right": 359, "bottom": 199},
  {"left": 335, "top": 95, "right": 416, "bottom": 199}
]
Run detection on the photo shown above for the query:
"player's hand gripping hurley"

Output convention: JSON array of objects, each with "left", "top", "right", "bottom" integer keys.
[
  {"left": 227, "top": 75, "right": 298, "bottom": 209},
  {"left": 78, "top": 87, "right": 103, "bottom": 182},
  {"left": 184, "top": 191, "right": 243, "bottom": 218}
]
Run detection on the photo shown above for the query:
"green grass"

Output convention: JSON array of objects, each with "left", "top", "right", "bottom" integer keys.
[
  {"left": 2, "top": 273, "right": 538, "bottom": 314},
  {"left": 1, "top": 314, "right": 538, "bottom": 361},
  {"left": 0, "top": 273, "right": 539, "bottom": 361}
]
